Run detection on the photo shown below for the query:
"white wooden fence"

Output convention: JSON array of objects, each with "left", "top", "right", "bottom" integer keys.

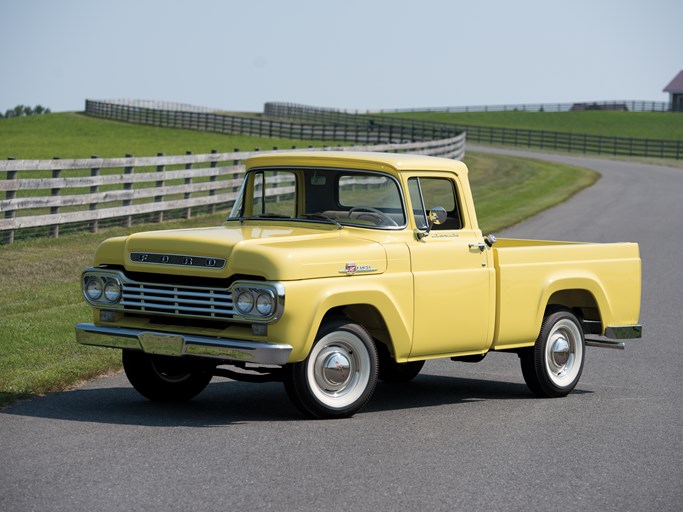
[{"left": 0, "top": 135, "right": 465, "bottom": 244}]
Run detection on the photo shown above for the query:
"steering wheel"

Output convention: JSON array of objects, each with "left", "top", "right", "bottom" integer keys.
[{"left": 347, "top": 207, "right": 398, "bottom": 227}]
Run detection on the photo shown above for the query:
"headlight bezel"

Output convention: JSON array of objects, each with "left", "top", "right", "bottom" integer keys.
[
  {"left": 82, "top": 272, "right": 123, "bottom": 307},
  {"left": 229, "top": 282, "right": 283, "bottom": 323}
]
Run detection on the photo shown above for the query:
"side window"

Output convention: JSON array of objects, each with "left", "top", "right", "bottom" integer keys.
[
  {"left": 408, "top": 177, "right": 462, "bottom": 230},
  {"left": 252, "top": 171, "right": 296, "bottom": 217}
]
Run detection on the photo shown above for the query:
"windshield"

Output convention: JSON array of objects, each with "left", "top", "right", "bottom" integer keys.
[{"left": 228, "top": 167, "right": 406, "bottom": 229}]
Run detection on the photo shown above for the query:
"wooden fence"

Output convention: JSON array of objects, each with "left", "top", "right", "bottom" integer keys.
[
  {"left": 374, "top": 100, "right": 673, "bottom": 114},
  {"left": 85, "top": 100, "right": 465, "bottom": 144},
  {"left": 0, "top": 136, "right": 465, "bottom": 244},
  {"left": 265, "top": 102, "right": 683, "bottom": 160}
]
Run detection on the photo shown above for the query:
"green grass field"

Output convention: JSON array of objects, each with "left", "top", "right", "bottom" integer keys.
[
  {"left": 384, "top": 111, "right": 683, "bottom": 140},
  {"left": 0, "top": 112, "right": 337, "bottom": 160},
  {"left": 0, "top": 112, "right": 598, "bottom": 407}
]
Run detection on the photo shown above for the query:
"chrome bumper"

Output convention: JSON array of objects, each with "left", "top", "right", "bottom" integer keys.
[
  {"left": 75, "top": 323, "right": 293, "bottom": 365},
  {"left": 585, "top": 324, "right": 642, "bottom": 350}
]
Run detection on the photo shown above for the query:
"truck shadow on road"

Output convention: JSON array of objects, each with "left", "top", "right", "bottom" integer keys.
[{"left": 0, "top": 373, "right": 591, "bottom": 427}]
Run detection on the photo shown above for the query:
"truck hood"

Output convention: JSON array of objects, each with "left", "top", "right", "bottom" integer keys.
[{"left": 94, "top": 224, "right": 387, "bottom": 280}]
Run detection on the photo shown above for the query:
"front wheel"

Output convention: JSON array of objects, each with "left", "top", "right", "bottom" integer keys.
[
  {"left": 520, "top": 309, "right": 585, "bottom": 398},
  {"left": 122, "top": 350, "right": 213, "bottom": 401},
  {"left": 283, "top": 319, "right": 378, "bottom": 419}
]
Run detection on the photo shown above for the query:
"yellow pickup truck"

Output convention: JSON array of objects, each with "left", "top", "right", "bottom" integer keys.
[{"left": 76, "top": 151, "right": 642, "bottom": 418}]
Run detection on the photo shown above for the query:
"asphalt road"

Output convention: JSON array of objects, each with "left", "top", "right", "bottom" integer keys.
[{"left": 2, "top": 146, "right": 681, "bottom": 512}]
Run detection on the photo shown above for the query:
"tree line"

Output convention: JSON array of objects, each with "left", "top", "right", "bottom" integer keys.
[{"left": 1, "top": 105, "right": 51, "bottom": 118}]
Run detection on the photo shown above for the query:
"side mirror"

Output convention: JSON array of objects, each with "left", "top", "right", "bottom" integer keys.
[
  {"left": 485, "top": 234, "right": 497, "bottom": 247},
  {"left": 429, "top": 206, "right": 447, "bottom": 226},
  {"left": 416, "top": 206, "right": 447, "bottom": 240}
]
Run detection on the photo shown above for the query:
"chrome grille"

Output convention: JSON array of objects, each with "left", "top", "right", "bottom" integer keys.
[{"left": 121, "top": 281, "right": 235, "bottom": 320}]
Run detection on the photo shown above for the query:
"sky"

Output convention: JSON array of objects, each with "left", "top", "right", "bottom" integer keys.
[{"left": 1, "top": 0, "right": 681, "bottom": 114}]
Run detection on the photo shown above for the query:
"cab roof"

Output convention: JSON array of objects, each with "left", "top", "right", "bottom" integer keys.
[{"left": 245, "top": 150, "right": 468, "bottom": 176}]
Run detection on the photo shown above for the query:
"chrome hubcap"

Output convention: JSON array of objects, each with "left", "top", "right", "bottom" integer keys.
[
  {"left": 551, "top": 336, "right": 570, "bottom": 367},
  {"left": 321, "top": 351, "right": 352, "bottom": 388},
  {"left": 314, "top": 345, "right": 356, "bottom": 394},
  {"left": 544, "top": 318, "right": 583, "bottom": 387}
]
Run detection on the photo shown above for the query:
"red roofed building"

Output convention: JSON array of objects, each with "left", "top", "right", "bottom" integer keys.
[{"left": 664, "top": 70, "right": 683, "bottom": 112}]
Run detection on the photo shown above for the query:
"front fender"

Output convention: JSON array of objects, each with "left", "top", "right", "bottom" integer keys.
[{"left": 271, "top": 274, "right": 413, "bottom": 362}]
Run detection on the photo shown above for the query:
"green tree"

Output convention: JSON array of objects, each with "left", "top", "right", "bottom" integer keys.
[{"left": 1, "top": 104, "right": 52, "bottom": 118}]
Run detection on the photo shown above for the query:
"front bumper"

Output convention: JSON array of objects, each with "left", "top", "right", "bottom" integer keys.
[{"left": 75, "top": 323, "right": 293, "bottom": 365}]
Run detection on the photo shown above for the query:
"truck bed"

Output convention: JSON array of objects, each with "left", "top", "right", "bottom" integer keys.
[{"left": 491, "top": 238, "right": 641, "bottom": 349}]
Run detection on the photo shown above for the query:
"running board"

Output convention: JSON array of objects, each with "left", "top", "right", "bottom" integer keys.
[{"left": 585, "top": 337, "right": 625, "bottom": 350}]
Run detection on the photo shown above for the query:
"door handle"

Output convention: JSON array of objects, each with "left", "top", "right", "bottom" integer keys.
[{"left": 468, "top": 243, "right": 486, "bottom": 252}]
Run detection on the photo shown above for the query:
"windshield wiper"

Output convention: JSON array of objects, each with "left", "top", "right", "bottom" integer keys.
[
  {"left": 243, "top": 214, "right": 292, "bottom": 219},
  {"left": 300, "top": 213, "right": 343, "bottom": 229}
]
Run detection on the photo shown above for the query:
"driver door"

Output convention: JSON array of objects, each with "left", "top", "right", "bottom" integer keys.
[{"left": 407, "top": 176, "right": 493, "bottom": 358}]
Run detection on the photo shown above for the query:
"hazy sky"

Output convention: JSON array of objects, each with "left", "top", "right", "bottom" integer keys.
[{"left": 1, "top": 0, "right": 681, "bottom": 113}]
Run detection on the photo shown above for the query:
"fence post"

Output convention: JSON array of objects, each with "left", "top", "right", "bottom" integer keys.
[
  {"left": 123, "top": 154, "right": 134, "bottom": 228},
  {"left": 233, "top": 148, "right": 243, "bottom": 197},
  {"left": 155, "top": 152, "right": 165, "bottom": 223},
  {"left": 184, "top": 151, "right": 193, "bottom": 219},
  {"left": 50, "top": 158, "right": 62, "bottom": 238},
  {"left": 89, "top": 156, "right": 100, "bottom": 232},
  {"left": 3, "top": 158, "right": 17, "bottom": 244},
  {"left": 209, "top": 149, "right": 217, "bottom": 214}
]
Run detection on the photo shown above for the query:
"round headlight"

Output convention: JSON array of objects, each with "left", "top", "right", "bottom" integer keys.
[
  {"left": 103, "top": 279, "right": 122, "bottom": 303},
  {"left": 85, "top": 276, "right": 104, "bottom": 301},
  {"left": 235, "top": 291, "right": 255, "bottom": 314},
  {"left": 256, "top": 292, "right": 274, "bottom": 316}
]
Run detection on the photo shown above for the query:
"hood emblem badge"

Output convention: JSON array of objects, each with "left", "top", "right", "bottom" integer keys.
[
  {"left": 339, "top": 262, "right": 377, "bottom": 275},
  {"left": 130, "top": 252, "right": 226, "bottom": 269}
]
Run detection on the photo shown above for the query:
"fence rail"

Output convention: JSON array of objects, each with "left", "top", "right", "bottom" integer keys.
[
  {"left": 265, "top": 102, "right": 683, "bottom": 160},
  {"left": 0, "top": 136, "right": 465, "bottom": 244},
  {"left": 373, "top": 100, "right": 673, "bottom": 114},
  {"left": 85, "top": 99, "right": 465, "bottom": 145}
]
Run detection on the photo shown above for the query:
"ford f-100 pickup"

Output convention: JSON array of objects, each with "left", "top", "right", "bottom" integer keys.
[{"left": 76, "top": 151, "right": 642, "bottom": 418}]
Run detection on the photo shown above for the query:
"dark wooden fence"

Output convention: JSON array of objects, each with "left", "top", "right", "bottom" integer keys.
[
  {"left": 265, "top": 102, "right": 683, "bottom": 160},
  {"left": 85, "top": 99, "right": 465, "bottom": 145},
  {"left": 374, "top": 100, "right": 673, "bottom": 114}
]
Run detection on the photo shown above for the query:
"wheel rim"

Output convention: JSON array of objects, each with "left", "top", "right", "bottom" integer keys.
[
  {"left": 307, "top": 330, "right": 371, "bottom": 409},
  {"left": 544, "top": 318, "right": 583, "bottom": 387}
]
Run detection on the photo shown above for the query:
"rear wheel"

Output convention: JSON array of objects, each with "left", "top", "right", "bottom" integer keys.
[
  {"left": 283, "top": 319, "right": 378, "bottom": 419},
  {"left": 520, "top": 309, "right": 585, "bottom": 398},
  {"left": 122, "top": 350, "right": 213, "bottom": 401}
]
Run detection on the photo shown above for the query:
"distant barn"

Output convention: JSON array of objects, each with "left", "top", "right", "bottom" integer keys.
[{"left": 663, "top": 70, "right": 683, "bottom": 112}]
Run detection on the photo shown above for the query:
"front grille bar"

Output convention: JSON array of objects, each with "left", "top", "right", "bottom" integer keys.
[{"left": 120, "top": 279, "right": 235, "bottom": 320}]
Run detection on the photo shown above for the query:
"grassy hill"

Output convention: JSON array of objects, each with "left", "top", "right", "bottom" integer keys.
[
  {"left": 0, "top": 112, "right": 333, "bottom": 160},
  {"left": 384, "top": 111, "right": 683, "bottom": 141},
  {"left": 4, "top": 110, "right": 680, "bottom": 162}
]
